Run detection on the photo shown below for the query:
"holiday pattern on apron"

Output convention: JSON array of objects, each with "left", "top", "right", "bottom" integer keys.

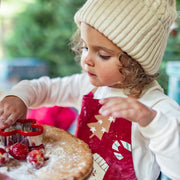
[{"left": 75, "top": 92, "right": 137, "bottom": 180}]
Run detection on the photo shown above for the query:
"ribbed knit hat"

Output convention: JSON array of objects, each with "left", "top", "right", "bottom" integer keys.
[{"left": 74, "top": 0, "right": 177, "bottom": 75}]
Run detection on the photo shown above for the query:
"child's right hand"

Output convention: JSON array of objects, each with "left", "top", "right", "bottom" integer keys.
[{"left": 0, "top": 96, "right": 27, "bottom": 129}]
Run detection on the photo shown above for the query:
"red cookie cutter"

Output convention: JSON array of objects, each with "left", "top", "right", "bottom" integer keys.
[{"left": 0, "top": 119, "right": 43, "bottom": 147}]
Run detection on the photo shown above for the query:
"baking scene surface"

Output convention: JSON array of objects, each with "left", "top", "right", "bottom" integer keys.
[{"left": 0, "top": 125, "right": 93, "bottom": 180}]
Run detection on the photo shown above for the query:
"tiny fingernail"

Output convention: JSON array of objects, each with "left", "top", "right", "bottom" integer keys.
[
  {"left": 0, "top": 124, "right": 5, "bottom": 129},
  {"left": 100, "top": 110, "right": 109, "bottom": 116}
]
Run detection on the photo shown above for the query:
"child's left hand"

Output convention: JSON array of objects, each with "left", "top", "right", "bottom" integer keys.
[{"left": 99, "top": 97, "right": 157, "bottom": 127}]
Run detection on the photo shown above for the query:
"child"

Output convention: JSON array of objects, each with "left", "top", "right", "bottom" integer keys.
[{"left": 0, "top": 0, "right": 179, "bottom": 179}]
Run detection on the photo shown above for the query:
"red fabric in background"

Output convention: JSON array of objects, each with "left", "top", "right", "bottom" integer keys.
[{"left": 27, "top": 106, "right": 78, "bottom": 130}]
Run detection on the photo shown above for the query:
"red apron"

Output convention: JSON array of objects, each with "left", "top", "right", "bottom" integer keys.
[{"left": 75, "top": 92, "right": 137, "bottom": 180}]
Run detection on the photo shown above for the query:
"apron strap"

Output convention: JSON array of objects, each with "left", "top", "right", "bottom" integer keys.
[{"left": 91, "top": 87, "right": 98, "bottom": 94}]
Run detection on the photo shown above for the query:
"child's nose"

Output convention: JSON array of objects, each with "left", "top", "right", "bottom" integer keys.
[{"left": 84, "top": 53, "right": 95, "bottom": 66}]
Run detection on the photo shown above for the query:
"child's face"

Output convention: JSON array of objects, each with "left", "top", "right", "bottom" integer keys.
[{"left": 80, "top": 22, "right": 124, "bottom": 88}]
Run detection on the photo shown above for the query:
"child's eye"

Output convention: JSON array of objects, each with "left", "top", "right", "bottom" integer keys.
[
  {"left": 99, "top": 54, "right": 111, "bottom": 60},
  {"left": 80, "top": 46, "right": 88, "bottom": 51}
]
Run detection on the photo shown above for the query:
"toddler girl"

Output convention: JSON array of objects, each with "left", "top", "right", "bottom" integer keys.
[{"left": 0, "top": 0, "right": 179, "bottom": 179}]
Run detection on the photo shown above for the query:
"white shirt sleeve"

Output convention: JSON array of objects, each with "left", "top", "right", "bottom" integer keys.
[
  {"left": 3, "top": 73, "right": 93, "bottom": 110},
  {"left": 139, "top": 98, "right": 180, "bottom": 180}
]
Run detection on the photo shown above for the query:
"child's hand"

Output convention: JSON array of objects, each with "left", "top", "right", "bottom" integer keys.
[
  {"left": 99, "top": 97, "right": 157, "bottom": 127},
  {"left": 0, "top": 96, "right": 27, "bottom": 129}
]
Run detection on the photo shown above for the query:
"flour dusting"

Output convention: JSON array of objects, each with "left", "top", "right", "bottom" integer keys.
[{"left": 0, "top": 126, "right": 93, "bottom": 180}]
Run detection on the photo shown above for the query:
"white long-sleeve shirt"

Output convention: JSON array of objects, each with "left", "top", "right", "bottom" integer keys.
[{"left": 4, "top": 73, "right": 180, "bottom": 180}]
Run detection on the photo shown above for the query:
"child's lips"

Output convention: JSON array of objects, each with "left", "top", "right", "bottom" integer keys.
[{"left": 88, "top": 72, "right": 96, "bottom": 77}]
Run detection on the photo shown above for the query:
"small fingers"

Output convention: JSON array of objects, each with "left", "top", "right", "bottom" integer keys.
[
  {"left": 0, "top": 111, "right": 27, "bottom": 129},
  {"left": 0, "top": 96, "right": 28, "bottom": 129},
  {"left": 99, "top": 97, "right": 132, "bottom": 117},
  {"left": 0, "top": 113, "right": 16, "bottom": 129},
  {"left": 111, "top": 109, "right": 135, "bottom": 120},
  {"left": 99, "top": 97, "right": 157, "bottom": 127},
  {"left": 0, "top": 108, "right": 4, "bottom": 117}
]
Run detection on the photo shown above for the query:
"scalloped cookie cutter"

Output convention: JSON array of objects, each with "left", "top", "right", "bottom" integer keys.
[{"left": 0, "top": 119, "right": 43, "bottom": 147}]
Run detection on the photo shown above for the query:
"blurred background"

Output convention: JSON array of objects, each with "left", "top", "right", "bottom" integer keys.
[
  {"left": 0, "top": 0, "right": 86, "bottom": 90},
  {"left": 0, "top": 0, "right": 180, "bottom": 92},
  {"left": 0, "top": 0, "right": 180, "bottom": 133}
]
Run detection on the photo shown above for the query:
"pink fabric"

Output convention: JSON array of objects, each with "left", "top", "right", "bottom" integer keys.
[{"left": 27, "top": 106, "right": 77, "bottom": 130}]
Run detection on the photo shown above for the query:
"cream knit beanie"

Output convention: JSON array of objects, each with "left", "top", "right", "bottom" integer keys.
[{"left": 74, "top": 0, "right": 177, "bottom": 75}]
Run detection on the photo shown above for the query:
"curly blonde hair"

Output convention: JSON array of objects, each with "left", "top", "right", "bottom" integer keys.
[{"left": 70, "top": 29, "right": 159, "bottom": 98}]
